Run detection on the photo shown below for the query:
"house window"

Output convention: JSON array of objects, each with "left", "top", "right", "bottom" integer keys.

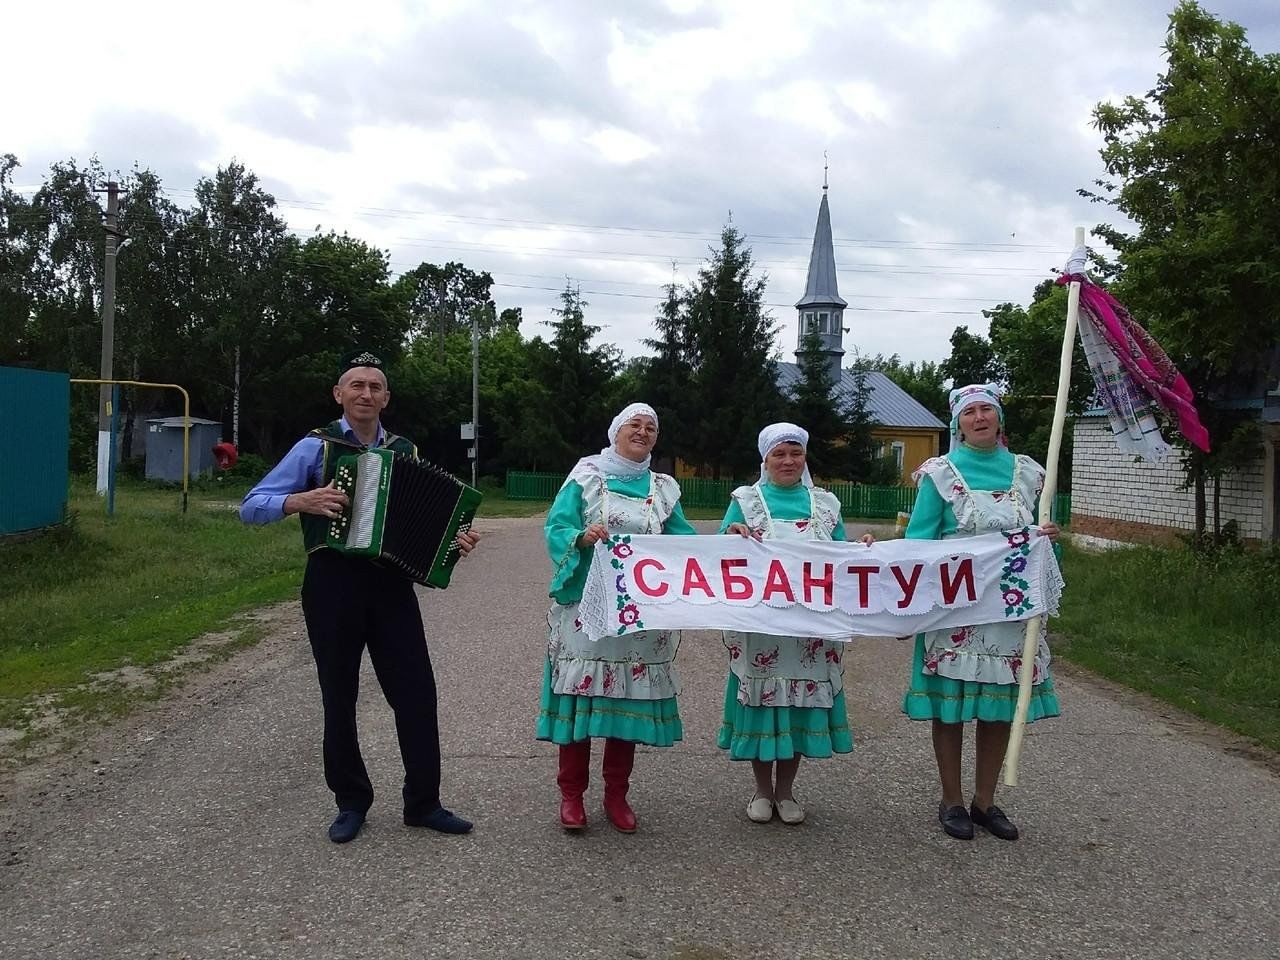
[{"left": 878, "top": 440, "right": 905, "bottom": 474}]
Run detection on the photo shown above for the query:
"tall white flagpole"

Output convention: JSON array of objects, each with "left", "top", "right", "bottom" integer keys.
[{"left": 1003, "top": 225, "right": 1084, "bottom": 787}]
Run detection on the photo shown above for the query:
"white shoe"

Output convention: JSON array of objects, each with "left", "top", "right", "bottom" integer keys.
[
  {"left": 775, "top": 798, "right": 805, "bottom": 825},
  {"left": 746, "top": 795, "right": 774, "bottom": 823}
]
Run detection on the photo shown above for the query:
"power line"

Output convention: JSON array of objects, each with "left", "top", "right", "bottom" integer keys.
[{"left": 23, "top": 181, "right": 1068, "bottom": 253}]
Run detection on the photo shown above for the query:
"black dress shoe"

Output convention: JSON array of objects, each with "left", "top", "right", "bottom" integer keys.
[
  {"left": 937, "top": 802, "right": 974, "bottom": 840},
  {"left": 328, "top": 810, "right": 366, "bottom": 844},
  {"left": 970, "top": 802, "right": 1019, "bottom": 841},
  {"left": 405, "top": 807, "right": 473, "bottom": 835}
]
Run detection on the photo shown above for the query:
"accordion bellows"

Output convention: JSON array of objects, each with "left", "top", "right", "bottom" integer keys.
[{"left": 326, "top": 448, "right": 482, "bottom": 589}]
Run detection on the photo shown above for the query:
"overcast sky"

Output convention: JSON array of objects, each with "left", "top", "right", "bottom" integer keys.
[{"left": 5, "top": 0, "right": 1278, "bottom": 365}]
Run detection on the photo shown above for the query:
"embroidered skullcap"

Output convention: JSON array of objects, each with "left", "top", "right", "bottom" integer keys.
[
  {"left": 339, "top": 349, "right": 386, "bottom": 378},
  {"left": 948, "top": 383, "right": 1004, "bottom": 452},
  {"left": 948, "top": 383, "right": 1003, "bottom": 419},
  {"left": 607, "top": 403, "right": 659, "bottom": 444}
]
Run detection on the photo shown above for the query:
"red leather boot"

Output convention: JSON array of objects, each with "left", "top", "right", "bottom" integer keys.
[
  {"left": 557, "top": 739, "right": 591, "bottom": 830},
  {"left": 602, "top": 737, "right": 637, "bottom": 833}
]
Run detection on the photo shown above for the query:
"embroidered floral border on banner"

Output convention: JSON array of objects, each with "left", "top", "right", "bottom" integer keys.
[
  {"left": 608, "top": 535, "right": 645, "bottom": 635},
  {"left": 999, "top": 528, "right": 1036, "bottom": 617}
]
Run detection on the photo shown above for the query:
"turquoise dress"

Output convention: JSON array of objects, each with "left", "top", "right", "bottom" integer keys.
[
  {"left": 537, "top": 467, "right": 697, "bottom": 746},
  {"left": 901, "top": 444, "right": 1062, "bottom": 724},
  {"left": 715, "top": 482, "right": 855, "bottom": 762}
]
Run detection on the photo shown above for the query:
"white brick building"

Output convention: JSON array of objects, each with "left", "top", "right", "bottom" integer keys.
[{"left": 1070, "top": 411, "right": 1278, "bottom": 543}]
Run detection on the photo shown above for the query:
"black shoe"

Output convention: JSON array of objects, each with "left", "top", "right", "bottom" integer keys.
[
  {"left": 937, "top": 802, "right": 974, "bottom": 840},
  {"left": 405, "top": 807, "right": 473, "bottom": 835},
  {"left": 970, "top": 802, "right": 1019, "bottom": 841},
  {"left": 328, "top": 810, "right": 366, "bottom": 844}
]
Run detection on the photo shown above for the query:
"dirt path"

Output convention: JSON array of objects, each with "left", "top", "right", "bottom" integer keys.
[{"left": 2, "top": 517, "right": 1276, "bottom": 959}]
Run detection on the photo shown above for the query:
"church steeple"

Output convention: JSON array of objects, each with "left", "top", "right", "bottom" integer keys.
[{"left": 795, "top": 170, "right": 847, "bottom": 382}]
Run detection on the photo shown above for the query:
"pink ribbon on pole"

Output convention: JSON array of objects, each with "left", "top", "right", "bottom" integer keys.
[{"left": 1057, "top": 273, "right": 1211, "bottom": 454}]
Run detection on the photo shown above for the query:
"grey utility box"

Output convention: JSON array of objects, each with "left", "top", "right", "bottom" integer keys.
[{"left": 145, "top": 417, "right": 222, "bottom": 482}]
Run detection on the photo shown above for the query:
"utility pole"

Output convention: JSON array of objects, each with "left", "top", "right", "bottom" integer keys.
[
  {"left": 95, "top": 181, "right": 121, "bottom": 495},
  {"left": 233, "top": 344, "right": 241, "bottom": 448},
  {"left": 471, "top": 305, "right": 479, "bottom": 488}
]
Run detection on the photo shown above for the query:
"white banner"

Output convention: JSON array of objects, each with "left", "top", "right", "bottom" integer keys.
[{"left": 579, "top": 529, "right": 1062, "bottom": 642}]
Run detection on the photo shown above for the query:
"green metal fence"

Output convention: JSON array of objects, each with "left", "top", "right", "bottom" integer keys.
[
  {"left": 1, "top": 366, "right": 70, "bottom": 536},
  {"left": 505, "top": 470, "right": 1071, "bottom": 524},
  {"left": 505, "top": 471, "right": 566, "bottom": 501}
]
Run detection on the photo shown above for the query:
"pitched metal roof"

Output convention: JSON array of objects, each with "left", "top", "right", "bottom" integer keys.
[
  {"left": 776, "top": 363, "right": 947, "bottom": 429},
  {"left": 794, "top": 190, "right": 847, "bottom": 309}
]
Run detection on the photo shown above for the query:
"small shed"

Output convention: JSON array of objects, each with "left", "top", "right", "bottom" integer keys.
[{"left": 145, "top": 417, "right": 223, "bottom": 482}]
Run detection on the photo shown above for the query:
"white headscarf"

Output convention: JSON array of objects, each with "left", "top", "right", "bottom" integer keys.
[
  {"left": 948, "top": 383, "right": 1005, "bottom": 453},
  {"left": 758, "top": 421, "right": 813, "bottom": 487},
  {"left": 564, "top": 402, "right": 659, "bottom": 486}
]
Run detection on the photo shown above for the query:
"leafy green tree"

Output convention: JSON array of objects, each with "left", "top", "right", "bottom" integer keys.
[
  {"left": 861, "top": 351, "right": 949, "bottom": 422},
  {"left": 397, "top": 260, "right": 497, "bottom": 351},
  {"left": 113, "top": 168, "right": 190, "bottom": 456},
  {"left": 0, "top": 154, "right": 41, "bottom": 366},
  {"left": 497, "top": 306, "right": 523, "bottom": 332},
  {"left": 184, "top": 161, "right": 294, "bottom": 449},
  {"left": 251, "top": 231, "right": 411, "bottom": 455},
  {"left": 984, "top": 281, "right": 1092, "bottom": 482},
  {"left": 941, "top": 325, "right": 1001, "bottom": 389},
  {"left": 684, "top": 222, "right": 785, "bottom": 478},
  {"left": 1084, "top": 1, "right": 1279, "bottom": 536}
]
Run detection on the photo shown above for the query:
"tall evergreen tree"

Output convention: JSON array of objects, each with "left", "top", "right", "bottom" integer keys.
[
  {"left": 641, "top": 280, "right": 693, "bottom": 468},
  {"left": 533, "top": 284, "right": 621, "bottom": 471},
  {"left": 790, "top": 330, "right": 847, "bottom": 478},
  {"left": 840, "top": 359, "right": 900, "bottom": 485},
  {"left": 684, "top": 222, "right": 785, "bottom": 478}
]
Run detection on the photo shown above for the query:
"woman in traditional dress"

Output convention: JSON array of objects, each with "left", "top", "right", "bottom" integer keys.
[
  {"left": 719, "top": 422, "right": 866, "bottom": 825},
  {"left": 538, "top": 402, "right": 697, "bottom": 833},
  {"left": 902, "top": 384, "right": 1061, "bottom": 842}
]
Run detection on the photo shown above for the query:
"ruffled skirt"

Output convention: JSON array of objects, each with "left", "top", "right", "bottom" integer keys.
[
  {"left": 902, "top": 635, "right": 1061, "bottom": 723},
  {"left": 717, "top": 673, "right": 853, "bottom": 761},
  {"left": 536, "top": 659, "right": 683, "bottom": 746}
]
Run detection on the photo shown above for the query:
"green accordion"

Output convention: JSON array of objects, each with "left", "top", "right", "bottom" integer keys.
[{"left": 325, "top": 447, "right": 483, "bottom": 589}]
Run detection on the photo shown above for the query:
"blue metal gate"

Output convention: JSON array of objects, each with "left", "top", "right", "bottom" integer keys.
[{"left": 0, "top": 366, "right": 70, "bottom": 536}]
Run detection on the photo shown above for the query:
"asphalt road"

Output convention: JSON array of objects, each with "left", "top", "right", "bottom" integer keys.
[{"left": 1, "top": 516, "right": 1277, "bottom": 960}]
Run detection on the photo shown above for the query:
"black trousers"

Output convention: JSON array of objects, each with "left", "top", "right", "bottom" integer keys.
[{"left": 300, "top": 549, "right": 442, "bottom": 819}]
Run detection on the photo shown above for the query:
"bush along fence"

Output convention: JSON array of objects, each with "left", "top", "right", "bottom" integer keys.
[{"left": 504, "top": 471, "right": 1071, "bottom": 524}]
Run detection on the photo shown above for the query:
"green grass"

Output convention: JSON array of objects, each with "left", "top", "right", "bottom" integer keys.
[
  {"left": 0, "top": 480, "right": 304, "bottom": 728},
  {"left": 1054, "top": 541, "right": 1280, "bottom": 751}
]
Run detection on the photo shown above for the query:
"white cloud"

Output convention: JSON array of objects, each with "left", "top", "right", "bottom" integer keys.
[
  {"left": 755, "top": 81, "right": 845, "bottom": 135},
  {"left": 585, "top": 127, "right": 659, "bottom": 164},
  {"left": 5, "top": 0, "right": 1277, "bottom": 365}
]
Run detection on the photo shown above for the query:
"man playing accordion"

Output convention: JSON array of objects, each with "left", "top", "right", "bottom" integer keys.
[{"left": 241, "top": 350, "right": 479, "bottom": 844}]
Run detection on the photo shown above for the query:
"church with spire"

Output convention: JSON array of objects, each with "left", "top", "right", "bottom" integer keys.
[{"left": 774, "top": 176, "right": 946, "bottom": 483}]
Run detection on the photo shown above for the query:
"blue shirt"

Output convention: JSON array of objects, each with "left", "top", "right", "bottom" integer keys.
[{"left": 239, "top": 417, "right": 386, "bottom": 525}]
